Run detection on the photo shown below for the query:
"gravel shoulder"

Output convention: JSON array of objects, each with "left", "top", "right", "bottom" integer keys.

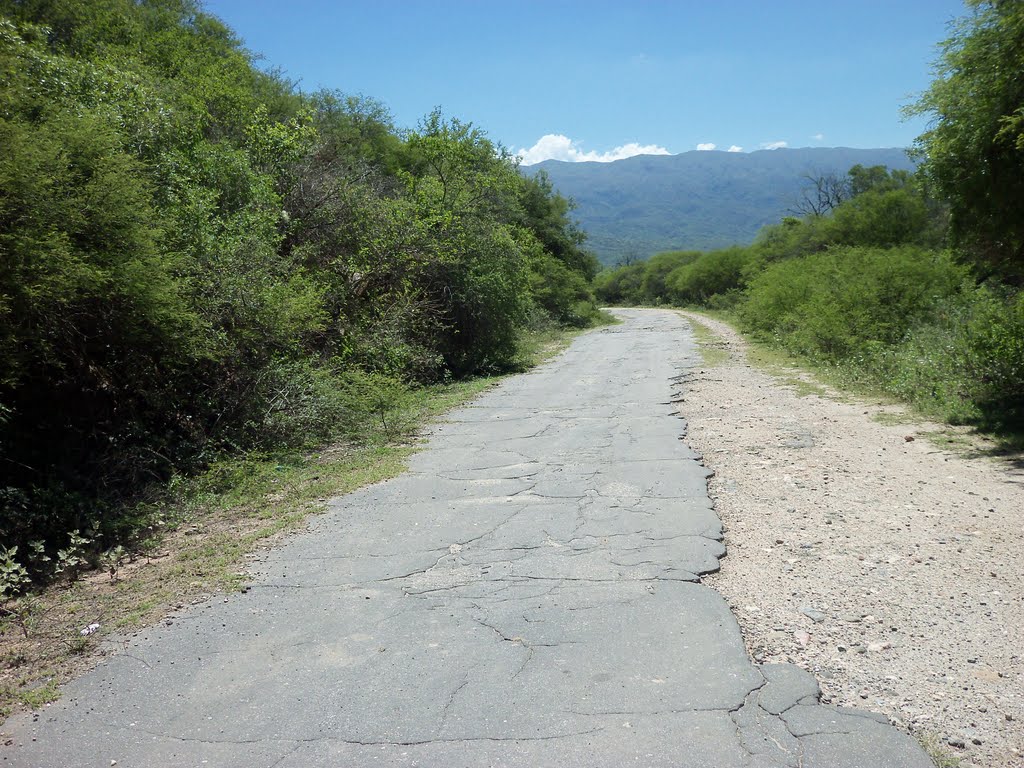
[{"left": 676, "top": 311, "right": 1024, "bottom": 768}]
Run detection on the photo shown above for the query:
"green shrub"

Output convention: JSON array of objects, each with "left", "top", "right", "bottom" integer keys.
[
  {"left": 826, "top": 188, "right": 937, "bottom": 249},
  {"left": 867, "top": 287, "right": 1024, "bottom": 428},
  {"left": 740, "top": 246, "right": 968, "bottom": 361},
  {"left": 526, "top": 245, "right": 597, "bottom": 327},
  {"left": 640, "top": 250, "right": 702, "bottom": 303},
  {"left": 667, "top": 246, "right": 752, "bottom": 305},
  {"left": 593, "top": 262, "right": 645, "bottom": 305}
]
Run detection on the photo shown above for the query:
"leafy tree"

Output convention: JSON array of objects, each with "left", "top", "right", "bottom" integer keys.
[
  {"left": 593, "top": 263, "right": 645, "bottom": 305},
  {"left": 907, "top": 0, "right": 1024, "bottom": 281},
  {"left": 827, "top": 188, "right": 934, "bottom": 248},
  {"left": 848, "top": 164, "right": 912, "bottom": 196},
  {"left": 667, "top": 247, "right": 751, "bottom": 306},
  {"left": 0, "top": 1, "right": 605, "bottom": 575},
  {"left": 517, "top": 171, "right": 597, "bottom": 280},
  {"left": 640, "top": 250, "right": 701, "bottom": 303}
]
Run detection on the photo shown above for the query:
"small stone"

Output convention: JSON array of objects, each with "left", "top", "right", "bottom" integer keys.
[
  {"left": 799, "top": 605, "right": 826, "bottom": 623},
  {"left": 972, "top": 738, "right": 982, "bottom": 746},
  {"left": 947, "top": 737, "right": 966, "bottom": 749}
]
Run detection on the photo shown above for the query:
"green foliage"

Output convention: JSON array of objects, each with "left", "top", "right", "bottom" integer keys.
[
  {"left": 866, "top": 287, "right": 1024, "bottom": 429},
  {"left": 750, "top": 168, "right": 944, "bottom": 269},
  {"left": 591, "top": 152, "right": 1021, "bottom": 435},
  {"left": 517, "top": 170, "right": 598, "bottom": 280},
  {"left": 848, "top": 163, "right": 912, "bottom": 196},
  {"left": 527, "top": 244, "right": 598, "bottom": 327},
  {"left": 593, "top": 262, "right": 645, "bottom": 305},
  {"left": 740, "top": 246, "right": 967, "bottom": 361},
  {"left": 907, "top": 0, "right": 1024, "bottom": 281},
  {"left": 0, "top": 3, "right": 602, "bottom": 584},
  {"left": 667, "top": 247, "right": 752, "bottom": 306},
  {"left": 826, "top": 189, "right": 935, "bottom": 248},
  {"left": 641, "top": 251, "right": 702, "bottom": 303},
  {"left": 0, "top": 547, "right": 31, "bottom": 599}
]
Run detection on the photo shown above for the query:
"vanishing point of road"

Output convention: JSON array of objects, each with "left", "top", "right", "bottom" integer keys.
[{"left": 3, "top": 310, "right": 931, "bottom": 767}]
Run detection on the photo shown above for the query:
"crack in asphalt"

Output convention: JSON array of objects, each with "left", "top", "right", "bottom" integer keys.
[
  {"left": 4, "top": 310, "right": 933, "bottom": 768},
  {"left": 99, "top": 722, "right": 607, "bottom": 748}
]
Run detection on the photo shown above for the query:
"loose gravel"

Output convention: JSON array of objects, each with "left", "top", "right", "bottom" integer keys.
[{"left": 677, "top": 311, "right": 1024, "bottom": 768}]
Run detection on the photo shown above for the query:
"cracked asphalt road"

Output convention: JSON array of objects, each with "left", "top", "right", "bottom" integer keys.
[{"left": 2, "top": 309, "right": 932, "bottom": 767}]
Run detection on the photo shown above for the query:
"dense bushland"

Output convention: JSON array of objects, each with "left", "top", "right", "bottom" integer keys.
[
  {"left": 595, "top": 2, "right": 1024, "bottom": 431},
  {"left": 595, "top": 159, "right": 1022, "bottom": 431},
  {"left": 0, "top": 1, "right": 602, "bottom": 581}
]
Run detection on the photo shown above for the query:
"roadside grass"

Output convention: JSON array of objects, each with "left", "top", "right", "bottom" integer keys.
[
  {"left": 0, "top": 324, "right": 591, "bottom": 722},
  {"left": 681, "top": 310, "right": 830, "bottom": 396},
  {"left": 680, "top": 314, "right": 731, "bottom": 367},
  {"left": 919, "top": 734, "right": 964, "bottom": 768},
  {"left": 678, "top": 310, "right": 1021, "bottom": 463},
  {"left": 872, "top": 412, "right": 988, "bottom": 455},
  {"left": 742, "top": 342, "right": 832, "bottom": 398}
]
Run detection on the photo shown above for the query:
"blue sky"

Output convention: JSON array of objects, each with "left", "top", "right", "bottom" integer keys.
[{"left": 203, "top": 0, "right": 967, "bottom": 164}]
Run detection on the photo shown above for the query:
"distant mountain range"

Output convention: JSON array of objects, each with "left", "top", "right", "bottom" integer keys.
[{"left": 525, "top": 147, "right": 915, "bottom": 265}]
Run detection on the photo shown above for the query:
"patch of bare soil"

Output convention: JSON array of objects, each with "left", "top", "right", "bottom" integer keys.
[{"left": 678, "top": 311, "right": 1024, "bottom": 768}]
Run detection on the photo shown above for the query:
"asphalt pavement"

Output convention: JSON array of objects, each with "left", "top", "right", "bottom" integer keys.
[{"left": 2, "top": 309, "right": 932, "bottom": 767}]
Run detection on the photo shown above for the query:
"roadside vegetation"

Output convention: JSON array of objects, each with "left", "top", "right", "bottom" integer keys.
[
  {"left": 0, "top": 322, "right": 587, "bottom": 719},
  {"left": 596, "top": 1, "right": 1023, "bottom": 443},
  {"left": 0, "top": 0, "right": 607, "bottom": 609}
]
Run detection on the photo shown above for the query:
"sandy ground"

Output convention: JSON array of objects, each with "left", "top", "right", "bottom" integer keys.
[{"left": 676, "top": 311, "right": 1024, "bottom": 768}]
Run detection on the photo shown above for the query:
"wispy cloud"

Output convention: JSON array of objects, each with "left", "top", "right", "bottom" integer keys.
[
  {"left": 727, "top": 145, "right": 743, "bottom": 152},
  {"left": 518, "top": 134, "right": 671, "bottom": 165},
  {"left": 760, "top": 140, "right": 788, "bottom": 150},
  {"left": 812, "top": 133, "right": 825, "bottom": 142},
  {"left": 696, "top": 142, "right": 717, "bottom": 151}
]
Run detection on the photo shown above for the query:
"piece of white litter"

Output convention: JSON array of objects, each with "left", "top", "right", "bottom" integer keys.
[{"left": 80, "top": 623, "right": 100, "bottom": 636}]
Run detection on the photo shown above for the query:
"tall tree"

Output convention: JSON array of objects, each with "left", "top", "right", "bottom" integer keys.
[{"left": 907, "top": 0, "right": 1024, "bottom": 281}]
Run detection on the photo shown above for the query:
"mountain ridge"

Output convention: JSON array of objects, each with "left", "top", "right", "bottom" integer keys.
[{"left": 525, "top": 147, "right": 916, "bottom": 264}]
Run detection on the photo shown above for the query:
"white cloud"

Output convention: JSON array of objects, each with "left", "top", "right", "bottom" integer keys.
[
  {"left": 812, "top": 133, "right": 825, "bottom": 142},
  {"left": 517, "top": 134, "right": 671, "bottom": 165},
  {"left": 760, "top": 140, "right": 788, "bottom": 150},
  {"left": 696, "top": 142, "right": 717, "bottom": 151},
  {"left": 727, "top": 145, "right": 743, "bottom": 152}
]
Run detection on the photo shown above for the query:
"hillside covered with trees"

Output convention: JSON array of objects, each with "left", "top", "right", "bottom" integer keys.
[
  {"left": 527, "top": 147, "right": 916, "bottom": 266},
  {"left": 0, "top": 0, "right": 603, "bottom": 581},
  {"left": 596, "top": 0, "right": 1023, "bottom": 437}
]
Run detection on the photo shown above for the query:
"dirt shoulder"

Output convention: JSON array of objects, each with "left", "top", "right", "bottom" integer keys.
[{"left": 677, "top": 311, "right": 1024, "bottom": 768}]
